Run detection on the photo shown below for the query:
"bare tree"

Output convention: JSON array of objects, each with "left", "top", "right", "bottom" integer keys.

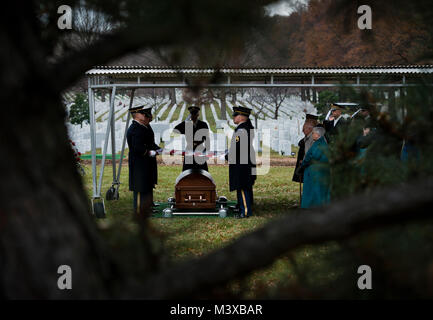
[
  {"left": 209, "top": 89, "right": 228, "bottom": 120},
  {"left": 266, "top": 88, "right": 291, "bottom": 119},
  {"left": 147, "top": 89, "right": 167, "bottom": 112},
  {"left": 70, "top": 6, "right": 112, "bottom": 49},
  {"left": 246, "top": 88, "right": 269, "bottom": 127}
]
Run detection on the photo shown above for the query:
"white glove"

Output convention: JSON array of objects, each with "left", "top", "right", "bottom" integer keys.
[
  {"left": 149, "top": 150, "right": 157, "bottom": 157},
  {"left": 219, "top": 154, "right": 226, "bottom": 162}
]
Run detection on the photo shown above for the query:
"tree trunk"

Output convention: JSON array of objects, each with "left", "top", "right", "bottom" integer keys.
[
  {"left": 301, "top": 88, "right": 306, "bottom": 101},
  {"left": 0, "top": 95, "right": 121, "bottom": 298},
  {"left": 400, "top": 88, "right": 406, "bottom": 122},
  {"left": 0, "top": 10, "right": 122, "bottom": 298},
  {"left": 221, "top": 90, "right": 227, "bottom": 120},
  {"left": 231, "top": 89, "right": 237, "bottom": 104},
  {"left": 388, "top": 89, "right": 396, "bottom": 117},
  {"left": 170, "top": 88, "right": 177, "bottom": 104}
]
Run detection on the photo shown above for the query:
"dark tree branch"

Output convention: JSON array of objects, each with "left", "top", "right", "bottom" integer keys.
[
  {"left": 140, "top": 178, "right": 433, "bottom": 299},
  {"left": 48, "top": 24, "right": 183, "bottom": 93},
  {"left": 48, "top": 0, "right": 276, "bottom": 93}
]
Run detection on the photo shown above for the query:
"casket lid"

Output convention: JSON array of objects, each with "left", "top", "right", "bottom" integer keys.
[{"left": 175, "top": 169, "right": 216, "bottom": 185}]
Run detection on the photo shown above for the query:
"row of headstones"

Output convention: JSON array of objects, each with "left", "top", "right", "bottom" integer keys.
[
  {"left": 68, "top": 95, "right": 310, "bottom": 155},
  {"left": 257, "top": 118, "right": 304, "bottom": 154},
  {"left": 93, "top": 96, "right": 169, "bottom": 122},
  {"left": 68, "top": 89, "right": 315, "bottom": 121},
  {"left": 68, "top": 120, "right": 297, "bottom": 156},
  {"left": 90, "top": 93, "right": 314, "bottom": 133}
]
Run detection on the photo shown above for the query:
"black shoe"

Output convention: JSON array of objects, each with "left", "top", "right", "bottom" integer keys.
[
  {"left": 245, "top": 215, "right": 250, "bottom": 218},
  {"left": 230, "top": 206, "right": 240, "bottom": 214},
  {"left": 152, "top": 202, "right": 160, "bottom": 208}
]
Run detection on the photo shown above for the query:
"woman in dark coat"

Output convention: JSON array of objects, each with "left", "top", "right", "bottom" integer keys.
[{"left": 299, "top": 126, "right": 330, "bottom": 209}]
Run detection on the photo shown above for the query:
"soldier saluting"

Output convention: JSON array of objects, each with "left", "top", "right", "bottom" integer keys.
[
  {"left": 323, "top": 104, "right": 348, "bottom": 142},
  {"left": 223, "top": 106, "right": 256, "bottom": 219},
  {"left": 174, "top": 105, "right": 210, "bottom": 171},
  {"left": 126, "top": 105, "right": 162, "bottom": 215}
]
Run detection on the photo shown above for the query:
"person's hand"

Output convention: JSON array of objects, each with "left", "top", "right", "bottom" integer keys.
[
  {"left": 149, "top": 150, "right": 157, "bottom": 157},
  {"left": 219, "top": 154, "right": 226, "bottom": 162}
]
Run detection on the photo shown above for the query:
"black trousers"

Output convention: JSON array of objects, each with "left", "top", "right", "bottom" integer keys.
[
  {"left": 236, "top": 186, "right": 253, "bottom": 217},
  {"left": 133, "top": 191, "right": 153, "bottom": 215}
]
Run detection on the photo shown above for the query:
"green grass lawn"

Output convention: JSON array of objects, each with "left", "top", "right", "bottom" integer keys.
[
  {"left": 182, "top": 102, "right": 191, "bottom": 121},
  {"left": 159, "top": 103, "right": 174, "bottom": 121},
  {"left": 83, "top": 164, "right": 299, "bottom": 216},
  {"left": 96, "top": 111, "right": 109, "bottom": 122},
  {"left": 213, "top": 101, "right": 222, "bottom": 119},
  {"left": 82, "top": 163, "right": 333, "bottom": 297},
  {"left": 154, "top": 101, "right": 168, "bottom": 120},
  {"left": 204, "top": 103, "right": 217, "bottom": 132}
]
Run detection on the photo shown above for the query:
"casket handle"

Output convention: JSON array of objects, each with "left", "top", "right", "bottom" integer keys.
[{"left": 184, "top": 195, "right": 207, "bottom": 202}]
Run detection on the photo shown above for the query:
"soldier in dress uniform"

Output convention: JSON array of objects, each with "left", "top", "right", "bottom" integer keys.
[
  {"left": 352, "top": 104, "right": 375, "bottom": 155},
  {"left": 126, "top": 105, "right": 162, "bottom": 215},
  {"left": 174, "top": 106, "right": 210, "bottom": 171},
  {"left": 224, "top": 106, "right": 256, "bottom": 219},
  {"left": 323, "top": 104, "right": 348, "bottom": 142},
  {"left": 292, "top": 114, "right": 319, "bottom": 183}
]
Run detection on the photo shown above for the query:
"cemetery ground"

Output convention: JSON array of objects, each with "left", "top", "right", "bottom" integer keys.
[{"left": 82, "top": 162, "right": 337, "bottom": 298}]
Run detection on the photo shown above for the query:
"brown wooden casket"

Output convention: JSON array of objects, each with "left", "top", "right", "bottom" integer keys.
[{"left": 174, "top": 169, "right": 216, "bottom": 210}]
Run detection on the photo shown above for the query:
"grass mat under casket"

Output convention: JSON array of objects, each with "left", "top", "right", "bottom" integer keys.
[{"left": 151, "top": 200, "right": 239, "bottom": 218}]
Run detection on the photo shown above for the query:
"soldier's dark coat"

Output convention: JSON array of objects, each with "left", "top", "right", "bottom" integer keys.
[
  {"left": 292, "top": 138, "right": 305, "bottom": 183},
  {"left": 227, "top": 120, "right": 256, "bottom": 192},
  {"left": 174, "top": 119, "right": 210, "bottom": 171},
  {"left": 127, "top": 120, "right": 160, "bottom": 193},
  {"left": 323, "top": 117, "right": 349, "bottom": 142}
]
